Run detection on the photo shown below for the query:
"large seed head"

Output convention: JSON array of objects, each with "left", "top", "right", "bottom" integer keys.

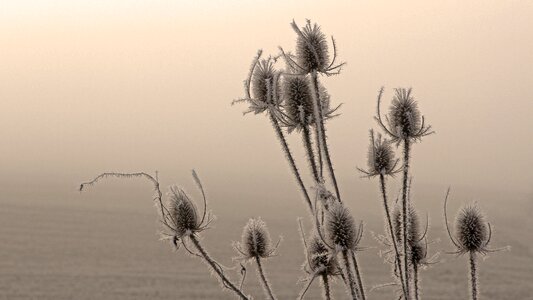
[
  {"left": 389, "top": 88, "right": 422, "bottom": 139},
  {"left": 456, "top": 205, "right": 488, "bottom": 253},
  {"left": 283, "top": 76, "right": 314, "bottom": 126},
  {"left": 241, "top": 218, "right": 272, "bottom": 259},
  {"left": 295, "top": 21, "right": 330, "bottom": 72},
  {"left": 168, "top": 187, "right": 199, "bottom": 238},
  {"left": 325, "top": 203, "right": 358, "bottom": 250},
  {"left": 251, "top": 59, "right": 278, "bottom": 104}
]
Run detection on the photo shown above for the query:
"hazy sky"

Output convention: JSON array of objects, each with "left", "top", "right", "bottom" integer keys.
[{"left": 1, "top": 0, "right": 532, "bottom": 198}]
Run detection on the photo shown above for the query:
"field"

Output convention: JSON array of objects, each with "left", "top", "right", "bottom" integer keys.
[{"left": 1, "top": 180, "right": 531, "bottom": 299}]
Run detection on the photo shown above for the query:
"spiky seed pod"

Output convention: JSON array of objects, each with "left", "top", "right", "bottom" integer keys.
[
  {"left": 388, "top": 88, "right": 422, "bottom": 139},
  {"left": 240, "top": 218, "right": 274, "bottom": 259},
  {"left": 325, "top": 203, "right": 358, "bottom": 250},
  {"left": 307, "top": 235, "right": 339, "bottom": 275},
  {"left": 251, "top": 59, "right": 280, "bottom": 105},
  {"left": 360, "top": 130, "right": 399, "bottom": 177},
  {"left": 456, "top": 205, "right": 489, "bottom": 253},
  {"left": 168, "top": 186, "right": 200, "bottom": 239},
  {"left": 283, "top": 75, "right": 314, "bottom": 127},
  {"left": 295, "top": 21, "right": 330, "bottom": 73},
  {"left": 392, "top": 204, "right": 420, "bottom": 246}
]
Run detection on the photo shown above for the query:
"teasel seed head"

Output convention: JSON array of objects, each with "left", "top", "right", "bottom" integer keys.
[
  {"left": 294, "top": 20, "right": 330, "bottom": 73},
  {"left": 411, "top": 241, "right": 428, "bottom": 266},
  {"left": 236, "top": 218, "right": 279, "bottom": 260},
  {"left": 252, "top": 59, "right": 280, "bottom": 105},
  {"left": 325, "top": 203, "right": 361, "bottom": 251},
  {"left": 306, "top": 234, "right": 340, "bottom": 275},
  {"left": 392, "top": 204, "right": 420, "bottom": 245},
  {"left": 456, "top": 204, "right": 489, "bottom": 253},
  {"left": 389, "top": 88, "right": 423, "bottom": 139},
  {"left": 358, "top": 129, "right": 400, "bottom": 178},
  {"left": 168, "top": 186, "right": 200, "bottom": 239}
]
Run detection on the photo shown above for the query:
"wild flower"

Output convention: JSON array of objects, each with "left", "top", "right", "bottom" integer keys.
[{"left": 234, "top": 218, "right": 280, "bottom": 261}]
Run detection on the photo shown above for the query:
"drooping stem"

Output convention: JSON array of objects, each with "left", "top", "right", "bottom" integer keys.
[
  {"left": 322, "top": 274, "right": 331, "bottom": 300},
  {"left": 310, "top": 71, "right": 341, "bottom": 202},
  {"left": 255, "top": 257, "right": 277, "bottom": 300},
  {"left": 401, "top": 138, "right": 411, "bottom": 298},
  {"left": 350, "top": 251, "right": 366, "bottom": 300},
  {"left": 342, "top": 250, "right": 359, "bottom": 300},
  {"left": 414, "top": 263, "right": 420, "bottom": 300},
  {"left": 269, "top": 112, "right": 313, "bottom": 212},
  {"left": 302, "top": 124, "right": 320, "bottom": 182},
  {"left": 189, "top": 235, "right": 250, "bottom": 300},
  {"left": 469, "top": 251, "right": 478, "bottom": 300},
  {"left": 379, "top": 174, "right": 408, "bottom": 299}
]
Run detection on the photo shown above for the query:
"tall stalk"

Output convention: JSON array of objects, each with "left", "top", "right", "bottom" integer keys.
[
  {"left": 302, "top": 124, "right": 320, "bottom": 182},
  {"left": 400, "top": 138, "right": 411, "bottom": 298},
  {"left": 255, "top": 257, "right": 277, "bottom": 300},
  {"left": 269, "top": 112, "right": 313, "bottom": 212},
  {"left": 351, "top": 251, "right": 366, "bottom": 300},
  {"left": 379, "top": 173, "right": 408, "bottom": 298},
  {"left": 310, "top": 71, "right": 341, "bottom": 202},
  {"left": 322, "top": 274, "right": 331, "bottom": 300},
  {"left": 190, "top": 235, "right": 250, "bottom": 300},
  {"left": 342, "top": 250, "right": 359, "bottom": 300},
  {"left": 469, "top": 251, "right": 478, "bottom": 300},
  {"left": 413, "top": 263, "right": 420, "bottom": 300}
]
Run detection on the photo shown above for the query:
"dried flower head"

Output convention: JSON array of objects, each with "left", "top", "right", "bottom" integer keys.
[
  {"left": 167, "top": 186, "right": 201, "bottom": 239},
  {"left": 235, "top": 218, "right": 279, "bottom": 260},
  {"left": 282, "top": 20, "right": 345, "bottom": 76},
  {"left": 392, "top": 204, "right": 421, "bottom": 246},
  {"left": 325, "top": 203, "right": 362, "bottom": 251},
  {"left": 375, "top": 87, "right": 433, "bottom": 144},
  {"left": 358, "top": 129, "right": 401, "bottom": 178},
  {"left": 306, "top": 234, "right": 340, "bottom": 276}
]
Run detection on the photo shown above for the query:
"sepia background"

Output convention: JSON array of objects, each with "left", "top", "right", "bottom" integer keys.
[{"left": 1, "top": 1, "right": 532, "bottom": 299}]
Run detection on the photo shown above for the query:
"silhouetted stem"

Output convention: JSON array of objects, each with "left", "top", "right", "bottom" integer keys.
[
  {"left": 189, "top": 235, "right": 250, "bottom": 300},
  {"left": 269, "top": 113, "right": 313, "bottom": 212},
  {"left": 379, "top": 174, "right": 408, "bottom": 299},
  {"left": 350, "top": 251, "right": 366, "bottom": 300},
  {"left": 414, "top": 263, "right": 420, "bottom": 300},
  {"left": 469, "top": 251, "right": 478, "bottom": 300},
  {"left": 255, "top": 257, "right": 277, "bottom": 300},
  {"left": 401, "top": 138, "right": 411, "bottom": 298},
  {"left": 322, "top": 274, "right": 331, "bottom": 300},
  {"left": 310, "top": 71, "right": 341, "bottom": 202},
  {"left": 302, "top": 125, "right": 320, "bottom": 182},
  {"left": 342, "top": 250, "right": 359, "bottom": 300}
]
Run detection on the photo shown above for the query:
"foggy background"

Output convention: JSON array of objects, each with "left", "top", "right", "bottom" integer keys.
[{"left": 1, "top": 1, "right": 532, "bottom": 299}]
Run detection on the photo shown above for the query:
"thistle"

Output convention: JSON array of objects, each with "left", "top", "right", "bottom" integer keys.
[
  {"left": 444, "top": 189, "right": 509, "bottom": 300},
  {"left": 235, "top": 218, "right": 280, "bottom": 300}
]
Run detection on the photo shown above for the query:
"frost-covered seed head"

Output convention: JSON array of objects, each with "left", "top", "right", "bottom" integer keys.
[
  {"left": 251, "top": 59, "right": 279, "bottom": 104},
  {"left": 456, "top": 205, "right": 488, "bottom": 253},
  {"left": 241, "top": 218, "right": 272, "bottom": 259},
  {"left": 168, "top": 186, "right": 199, "bottom": 238},
  {"left": 392, "top": 204, "right": 420, "bottom": 245},
  {"left": 325, "top": 203, "right": 358, "bottom": 250},
  {"left": 295, "top": 21, "right": 330, "bottom": 73},
  {"left": 389, "top": 88, "right": 422, "bottom": 139},
  {"left": 307, "top": 235, "right": 339, "bottom": 275},
  {"left": 367, "top": 133, "right": 397, "bottom": 176},
  {"left": 283, "top": 76, "right": 314, "bottom": 126}
]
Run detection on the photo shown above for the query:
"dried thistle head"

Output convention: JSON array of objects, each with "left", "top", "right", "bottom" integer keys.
[
  {"left": 235, "top": 218, "right": 279, "bottom": 260},
  {"left": 392, "top": 204, "right": 421, "bottom": 245},
  {"left": 167, "top": 186, "right": 201, "bottom": 239},
  {"left": 252, "top": 58, "right": 280, "bottom": 106},
  {"left": 295, "top": 20, "right": 329, "bottom": 73},
  {"left": 325, "top": 203, "right": 362, "bottom": 251},
  {"left": 358, "top": 129, "right": 400, "bottom": 178},
  {"left": 305, "top": 234, "right": 340, "bottom": 276},
  {"left": 455, "top": 204, "right": 489, "bottom": 253}
]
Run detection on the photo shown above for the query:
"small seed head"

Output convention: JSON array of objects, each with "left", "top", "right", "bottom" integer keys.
[
  {"left": 283, "top": 76, "right": 314, "bottom": 126},
  {"left": 325, "top": 203, "right": 358, "bottom": 250},
  {"left": 389, "top": 88, "right": 422, "bottom": 139},
  {"left": 168, "top": 186, "right": 199, "bottom": 238},
  {"left": 240, "top": 218, "right": 273, "bottom": 259},
  {"left": 307, "top": 234, "right": 339, "bottom": 275},
  {"left": 251, "top": 59, "right": 279, "bottom": 105},
  {"left": 367, "top": 132, "right": 397, "bottom": 176},
  {"left": 456, "top": 204, "right": 488, "bottom": 253},
  {"left": 392, "top": 204, "right": 421, "bottom": 245},
  {"left": 295, "top": 21, "right": 330, "bottom": 73}
]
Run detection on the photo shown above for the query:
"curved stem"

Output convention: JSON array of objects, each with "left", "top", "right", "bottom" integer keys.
[
  {"left": 342, "top": 250, "right": 359, "bottom": 300},
  {"left": 401, "top": 138, "right": 411, "bottom": 298},
  {"left": 351, "top": 251, "right": 366, "bottom": 300},
  {"left": 269, "top": 112, "right": 313, "bottom": 212},
  {"left": 379, "top": 174, "right": 408, "bottom": 299},
  {"left": 302, "top": 125, "right": 320, "bottom": 182},
  {"left": 469, "top": 251, "right": 478, "bottom": 300},
  {"left": 189, "top": 235, "right": 250, "bottom": 300},
  {"left": 255, "top": 257, "right": 277, "bottom": 300},
  {"left": 310, "top": 71, "right": 341, "bottom": 202},
  {"left": 322, "top": 274, "right": 331, "bottom": 300}
]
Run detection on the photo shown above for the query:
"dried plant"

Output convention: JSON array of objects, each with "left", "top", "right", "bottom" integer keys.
[{"left": 78, "top": 19, "right": 509, "bottom": 300}]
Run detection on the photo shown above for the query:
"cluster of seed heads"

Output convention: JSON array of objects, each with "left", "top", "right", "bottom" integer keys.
[{"left": 235, "top": 218, "right": 278, "bottom": 260}]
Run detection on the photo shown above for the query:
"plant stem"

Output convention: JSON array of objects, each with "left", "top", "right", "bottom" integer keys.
[
  {"left": 469, "top": 251, "right": 478, "bottom": 300},
  {"left": 342, "top": 250, "right": 359, "bottom": 300},
  {"left": 302, "top": 124, "right": 320, "bottom": 182},
  {"left": 269, "top": 112, "right": 313, "bottom": 212},
  {"left": 401, "top": 138, "right": 411, "bottom": 298},
  {"left": 310, "top": 71, "right": 341, "bottom": 202},
  {"left": 350, "top": 251, "right": 366, "bottom": 300},
  {"left": 189, "top": 235, "right": 250, "bottom": 300},
  {"left": 414, "top": 263, "right": 420, "bottom": 300},
  {"left": 379, "top": 174, "right": 408, "bottom": 299},
  {"left": 322, "top": 274, "right": 331, "bottom": 300},
  {"left": 255, "top": 257, "right": 277, "bottom": 300}
]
